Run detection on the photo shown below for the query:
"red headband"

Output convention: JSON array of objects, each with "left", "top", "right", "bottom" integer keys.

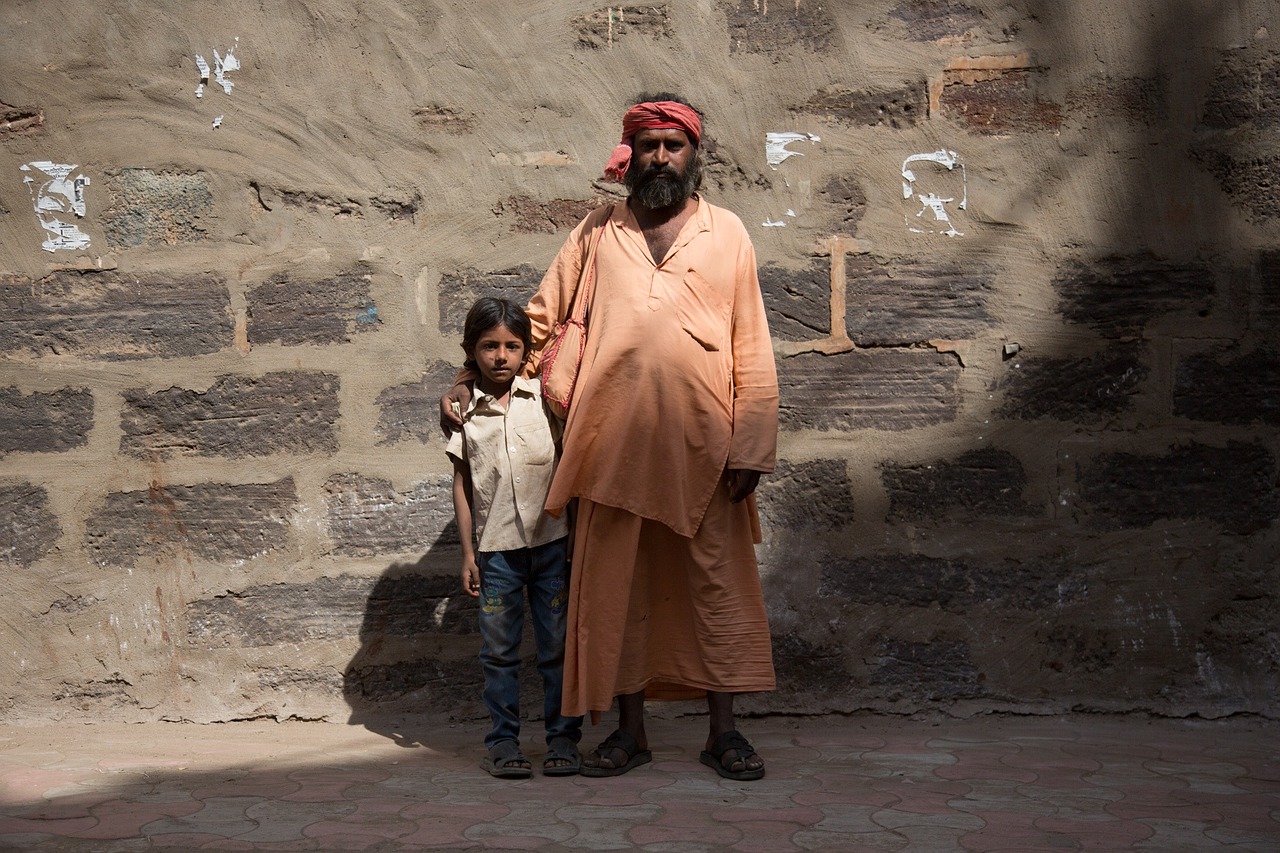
[{"left": 603, "top": 101, "right": 702, "bottom": 182}]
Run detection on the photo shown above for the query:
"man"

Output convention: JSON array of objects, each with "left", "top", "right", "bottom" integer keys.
[{"left": 445, "top": 94, "right": 778, "bottom": 780}]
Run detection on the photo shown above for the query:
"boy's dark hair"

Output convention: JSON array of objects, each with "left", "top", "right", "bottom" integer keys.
[{"left": 461, "top": 297, "right": 532, "bottom": 369}]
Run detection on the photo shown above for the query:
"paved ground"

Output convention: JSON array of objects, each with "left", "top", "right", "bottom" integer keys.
[{"left": 0, "top": 713, "right": 1276, "bottom": 851}]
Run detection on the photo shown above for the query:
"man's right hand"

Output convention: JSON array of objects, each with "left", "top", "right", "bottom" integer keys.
[{"left": 440, "top": 383, "right": 471, "bottom": 435}]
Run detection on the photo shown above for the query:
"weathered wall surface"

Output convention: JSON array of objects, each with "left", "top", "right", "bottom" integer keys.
[{"left": 1, "top": 0, "right": 1276, "bottom": 724}]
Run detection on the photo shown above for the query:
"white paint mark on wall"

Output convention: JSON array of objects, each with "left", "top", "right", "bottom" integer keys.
[
  {"left": 766, "top": 132, "right": 820, "bottom": 169},
  {"left": 762, "top": 218, "right": 786, "bottom": 227},
  {"left": 20, "top": 161, "right": 92, "bottom": 252},
  {"left": 901, "top": 149, "right": 967, "bottom": 237}
]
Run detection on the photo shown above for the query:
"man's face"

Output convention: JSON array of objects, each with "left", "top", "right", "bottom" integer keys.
[{"left": 625, "top": 127, "right": 700, "bottom": 210}]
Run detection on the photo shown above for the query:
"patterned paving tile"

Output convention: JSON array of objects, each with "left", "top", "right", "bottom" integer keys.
[{"left": 0, "top": 716, "right": 1275, "bottom": 851}]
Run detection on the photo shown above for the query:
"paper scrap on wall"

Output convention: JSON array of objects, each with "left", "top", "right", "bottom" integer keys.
[
  {"left": 194, "top": 38, "right": 240, "bottom": 100},
  {"left": 20, "top": 162, "right": 92, "bottom": 252},
  {"left": 902, "top": 149, "right": 967, "bottom": 237},
  {"left": 766, "top": 132, "right": 820, "bottom": 169}
]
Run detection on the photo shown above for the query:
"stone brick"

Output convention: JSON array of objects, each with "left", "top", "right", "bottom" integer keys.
[
  {"left": 120, "top": 372, "right": 339, "bottom": 458},
  {"left": 278, "top": 189, "right": 361, "bottom": 217},
  {"left": 845, "top": 256, "right": 995, "bottom": 346},
  {"left": 1077, "top": 441, "right": 1278, "bottom": 535},
  {"left": 1, "top": 102, "right": 44, "bottom": 135},
  {"left": 247, "top": 269, "right": 379, "bottom": 346},
  {"left": 887, "top": 1, "right": 989, "bottom": 43},
  {"left": 1199, "top": 49, "right": 1280, "bottom": 130},
  {"left": 0, "top": 483, "right": 61, "bottom": 568},
  {"left": 936, "top": 64, "right": 1062, "bottom": 133},
  {"left": 771, "top": 634, "right": 850, "bottom": 695},
  {"left": 759, "top": 261, "right": 831, "bottom": 342},
  {"left": 1193, "top": 148, "right": 1280, "bottom": 221},
  {"left": 344, "top": 657, "right": 478, "bottom": 714},
  {"left": 1065, "top": 74, "right": 1167, "bottom": 125},
  {"left": 437, "top": 266, "right": 544, "bottom": 336},
  {"left": 85, "top": 479, "right": 297, "bottom": 569},
  {"left": 573, "top": 5, "right": 673, "bottom": 49},
  {"left": 821, "top": 553, "right": 1085, "bottom": 610},
  {"left": 52, "top": 675, "right": 138, "bottom": 710},
  {"left": 725, "top": 0, "right": 839, "bottom": 56},
  {"left": 883, "top": 448, "right": 1038, "bottom": 523},
  {"left": 413, "top": 105, "right": 475, "bottom": 132},
  {"left": 100, "top": 169, "right": 210, "bottom": 247},
  {"left": 370, "top": 192, "right": 421, "bottom": 222},
  {"left": 994, "top": 345, "right": 1148, "bottom": 422},
  {"left": 186, "top": 573, "right": 470, "bottom": 648},
  {"left": 1054, "top": 255, "right": 1213, "bottom": 337},
  {"left": 702, "top": 136, "right": 772, "bottom": 193},
  {"left": 375, "top": 361, "right": 460, "bottom": 446},
  {"left": 325, "top": 474, "right": 456, "bottom": 557},
  {"left": 792, "top": 84, "right": 926, "bottom": 128},
  {"left": 1174, "top": 347, "right": 1280, "bottom": 426},
  {"left": 495, "top": 195, "right": 600, "bottom": 233},
  {"left": 0, "top": 271, "right": 232, "bottom": 360},
  {"left": 1257, "top": 249, "right": 1280, "bottom": 338},
  {"left": 872, "top": 638, "right": 982, "bottom": 701},
  {"left": 755, "top": 459, "right": 855, "bottom": 531},
  {"left": 818, "top": 175, "right": 868, "bottom": 231},
  {"left": 778, "top": 350, "right": 961, "bottom": 431},
  {"left": 1202, "top": 599, "right": 1279, "bottom": 684},
  {"left": 255, "top": 666, "right": 342, "bottom": 695},
  {"left": 0, "top": 387, "right": 93, "bottom": 455},
  {"left": 1039, "top": 625, "right": 1118, "bottom": 674}
]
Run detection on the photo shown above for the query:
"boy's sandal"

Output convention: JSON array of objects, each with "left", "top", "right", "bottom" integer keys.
[
  {"left": 700, "top": 730, "right": 765, "bottom": 781},
  {"left": 579, "top": 729, "right": 652, "bottom": 777},
  {"left": 542, "top": 735, "right": 582, "bottom": 776},
  {"left": 481, "top": 740, "right": 533, "bottom": 779}
]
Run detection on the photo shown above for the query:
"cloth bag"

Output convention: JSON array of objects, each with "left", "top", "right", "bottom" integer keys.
[{"left": 541, "top": 207, "right": 611, "bottom": 420}]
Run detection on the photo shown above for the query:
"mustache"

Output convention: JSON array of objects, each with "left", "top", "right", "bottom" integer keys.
[{"left": 636, "top": 164, "right": 680, "bottom": 182}]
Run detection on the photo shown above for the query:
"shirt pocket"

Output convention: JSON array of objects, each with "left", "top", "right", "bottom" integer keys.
[
  {"left": 513, "top": 422, "right": 556, "bottom": 466},
  {"left": 676, "top": 269, "right": 731, "bottom": 352}
]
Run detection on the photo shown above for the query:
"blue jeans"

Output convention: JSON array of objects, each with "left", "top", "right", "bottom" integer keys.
[{"left": 477, "top": 536, "right": 582, "bottom": 749}]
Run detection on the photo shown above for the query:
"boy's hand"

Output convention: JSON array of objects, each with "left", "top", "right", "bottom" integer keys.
[
  {"left": 461, "top": 557, "right": 481, "bottom": 597},
  {"left": 440, "top": 383, "right": 471, "bottom": 435}
]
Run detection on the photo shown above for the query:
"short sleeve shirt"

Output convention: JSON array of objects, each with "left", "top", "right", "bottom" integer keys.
[{"left": 446, "top": 376, "right": 568, "bottom": 552}]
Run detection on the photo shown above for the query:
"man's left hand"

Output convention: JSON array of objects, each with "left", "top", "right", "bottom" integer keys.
[{"left": 727, "top": 469, "right": 761, "bottom": 503}]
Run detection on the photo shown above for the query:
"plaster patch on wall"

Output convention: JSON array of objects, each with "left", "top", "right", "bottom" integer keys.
[
  {"left": 902, "top": 149, "right": 967, "bottom": 237},
  {"left": 766, "top": 132, "right": 820, "bottom": 169},
  {"left": 19, "top": 161, "right": 91, "bottom": 252}
]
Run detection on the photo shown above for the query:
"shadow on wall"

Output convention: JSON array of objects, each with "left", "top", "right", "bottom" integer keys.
[{"left": 343, "top": 524, "right": 485, "bottom": 748}]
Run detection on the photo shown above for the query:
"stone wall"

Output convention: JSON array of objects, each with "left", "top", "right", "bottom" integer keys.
[{"left": 1, "top": 0, "right": 1276, "bottom": 723}]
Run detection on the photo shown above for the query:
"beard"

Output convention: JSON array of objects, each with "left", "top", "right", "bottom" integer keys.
[{"left": 625, "top": 152, "right": 701, "bottom": 210}]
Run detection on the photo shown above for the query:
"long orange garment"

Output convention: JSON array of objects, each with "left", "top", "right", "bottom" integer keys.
[{"left": 523, "top": 198, "right": 779, "bottom": 714}]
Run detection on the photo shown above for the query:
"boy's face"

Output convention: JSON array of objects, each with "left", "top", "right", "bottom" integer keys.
[{"left": 469, "top": 324, "right": 526, "bottom": 392}]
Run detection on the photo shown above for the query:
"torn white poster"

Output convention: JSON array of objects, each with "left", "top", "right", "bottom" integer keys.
[
  {"left": 766, "top": 132, "right": 820, "bottom": 169},
  {"left": 194, "top": 38, "right": 240, "bottom": 99},
  {"left": 901, "top": 149, "right": 967, "bottom": 237},
  {"left": 213, "top": 40, "right": 240, "bottom": 95},
  {"left": 194, "top": 54, "right": 211, "bottom": 98},
  {"left": 20, "top": 162, "right": 91, "bottom": 252}
]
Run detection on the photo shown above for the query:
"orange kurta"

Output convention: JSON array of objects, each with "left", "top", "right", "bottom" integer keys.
[{"left": 523, "top": 198, "right": 779, "bottom": 714}]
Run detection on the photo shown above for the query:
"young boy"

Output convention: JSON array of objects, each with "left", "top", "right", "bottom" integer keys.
[{"left": 447, "top": 297, "right": 582, "bottom": 778}]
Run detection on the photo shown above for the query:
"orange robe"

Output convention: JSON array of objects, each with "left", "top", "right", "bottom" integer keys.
[{"left": 524, "top": 198, "right": 779, "bottom": 715}]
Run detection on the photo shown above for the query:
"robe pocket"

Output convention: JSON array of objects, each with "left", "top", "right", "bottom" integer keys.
[
  {"left": 677, "top": 270, "right": 731, "bottom": 351},
  {"left": 514, "top": 423, "right": 556, "bottom": 466}
]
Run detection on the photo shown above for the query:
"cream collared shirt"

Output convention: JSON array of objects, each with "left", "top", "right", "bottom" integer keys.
[{"left": 446, "top": 375, "right": 568, "bottom": 553}]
